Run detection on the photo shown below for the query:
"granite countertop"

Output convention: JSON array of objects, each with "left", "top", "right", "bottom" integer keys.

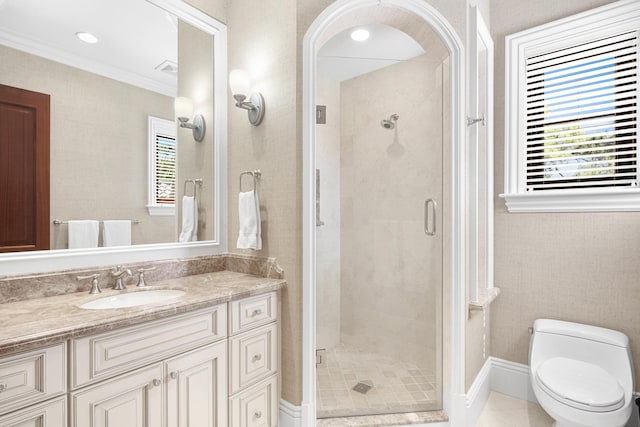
[{"left": 0, "top": 270, "right": 285, "bottom": 357}]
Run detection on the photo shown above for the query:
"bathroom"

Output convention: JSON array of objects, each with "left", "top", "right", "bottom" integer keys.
[{"left": 0, "top": 0, "right": 639, "bottom": 426}]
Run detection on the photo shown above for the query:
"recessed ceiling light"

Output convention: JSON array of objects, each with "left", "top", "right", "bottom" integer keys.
[
  {"left": 76, "top": 32, "right": 99, "bottom": 44},
  {"left": 350, "top": 29, "right": 370, "bottom": 42}
]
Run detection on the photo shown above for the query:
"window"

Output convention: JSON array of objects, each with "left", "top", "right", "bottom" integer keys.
[
  {"left": 502, "top": 0, "right": 640, "bottom": 212},
  {"left": 147, "top": 116, "right": 176, "bottom": 215}
]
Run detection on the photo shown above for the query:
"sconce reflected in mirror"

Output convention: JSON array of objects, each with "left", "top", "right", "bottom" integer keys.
[
  {"left": 229, "top": 69, "right": 265, "bottom": 126},
  {"left": 175, "top": 97, "right": 206, "bottom": 142}
]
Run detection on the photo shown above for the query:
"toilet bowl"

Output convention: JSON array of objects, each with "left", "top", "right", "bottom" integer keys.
[{"left": 529, "top": 319, "right": 634, "bottom": 427}]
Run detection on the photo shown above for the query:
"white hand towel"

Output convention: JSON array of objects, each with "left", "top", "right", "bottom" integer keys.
[
  {"left": 179, "top": 196, "right": 198, "bottom": 242},
  {"left": 102, "top": 220, "right": 132, "bottom": 247},
  {"left": 237, "top": 191, "right": 262, "bottom": 250},
  {"left": 68, "top": 220, "right": 99, "bottom": 249}
]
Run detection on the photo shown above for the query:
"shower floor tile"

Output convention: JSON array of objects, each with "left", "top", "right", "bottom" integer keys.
[{"left": 316, "top": 344, "right": 440, "bottom": 418}]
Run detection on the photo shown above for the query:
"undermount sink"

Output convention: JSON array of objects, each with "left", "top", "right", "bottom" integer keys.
[{"left": 79, "top": 289, "right": 186, "bottom": 310}]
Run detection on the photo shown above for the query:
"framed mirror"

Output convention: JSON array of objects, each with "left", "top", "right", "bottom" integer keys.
[{"left": 0, "top": 0, "right": 227, "bottom": 275}]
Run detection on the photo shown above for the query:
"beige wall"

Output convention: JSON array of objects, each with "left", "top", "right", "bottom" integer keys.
[
  {"left": 490, "top": 0, "right": 640, "bottom": 378},
  {"left": 338, "top": 54, "right": 446, "bottom": 370},
  {"left": 0, "top": 45, "right": 175, "bottom": 249},
  {"left": 226, "top": 0, "right": 300, "bottom": 404},
  {"left": 177, "top": 21, "right": 215, "bottom": 242}
]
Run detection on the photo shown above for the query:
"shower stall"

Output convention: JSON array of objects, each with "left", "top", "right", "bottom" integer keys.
[{"left": 315, "top": 14, "right": 449, "bottom": 419}]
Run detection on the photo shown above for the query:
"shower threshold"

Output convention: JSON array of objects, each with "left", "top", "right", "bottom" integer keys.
[{"left": 316, "top": 410, "right": 449, "bottom": 426}]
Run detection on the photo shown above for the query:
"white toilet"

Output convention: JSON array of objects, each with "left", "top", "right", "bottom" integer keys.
[{"left": 529, "top": 319, "right": 634, "bottom": 427}]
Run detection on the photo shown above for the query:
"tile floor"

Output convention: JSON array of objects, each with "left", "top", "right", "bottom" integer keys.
[
  {"left": 316, "top": 344, "right": 441, "bottom": 418},
  {"left": 475, "top": 392, "right": 554, "bottom": 427}
]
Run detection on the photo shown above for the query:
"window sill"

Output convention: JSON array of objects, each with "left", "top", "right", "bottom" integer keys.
[
  {"left": 146, "top": 205, "right": 175, "bottom": 216},
  {"left": 469, "top": 287, "right": 500, "bottom": 314},
  {"left": 500, "top": 189, "right": 640, "bottom": 213}
]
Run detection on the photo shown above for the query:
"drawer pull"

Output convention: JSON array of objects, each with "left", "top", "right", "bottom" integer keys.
[
  {"left": 252, "top": 353, "right": 263, "bottom": 362},
  {"left": 254, "top": 410, "right": 262, "bottom": 419},
  {"left": 151, "top": 378, "right": 162, "bottom": 387},
  {"left": 251, "top": 309, "right": 263, "bottom": 317},
  {"left": 0, "top": 383, "right": 7, "bottom": 392},
  {"left": 169, "top": 371, "right": 179, "bottom": 380}
]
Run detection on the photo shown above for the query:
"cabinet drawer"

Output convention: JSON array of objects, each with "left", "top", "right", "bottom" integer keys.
[
  {"left": 229, "top": 375, "right": 278, "bottom": 427},
  {"left": 0, "top": 395, "right": 66, "bottom": 427},
  {"left": 0, "top": 343, "right": 66, "bottom": 415},
  {"left": 71, "top": 304, "right": 227, "bottom": 388},
  {"left": 229, "top": 292, "right": 277, "bottom": 335},
  {"left": 229, "top": 323, "right": 277, "bottom": 394}
]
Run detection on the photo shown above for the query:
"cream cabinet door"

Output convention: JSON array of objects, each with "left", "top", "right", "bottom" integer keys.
[
  {"left": 166, "top": 341, "right": 228, "bottom": 427},
  {"left": 0, "top": 396, "right": 66, "bottom": 427},
  {"left": 70, "top": 363, "right": 163, "bottom": 427}
]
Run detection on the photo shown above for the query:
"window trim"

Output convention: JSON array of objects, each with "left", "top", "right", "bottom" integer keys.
[
  {"left": 502, "top": 0, "right": 640, "bottom": 212},
  {"left": 147, "top": 115, "right": 176, "bottom": 216}
]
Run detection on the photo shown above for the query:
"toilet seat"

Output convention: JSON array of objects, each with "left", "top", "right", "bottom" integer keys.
[{"left": 536, "top": 357, "right": 624, "bottom": 412}]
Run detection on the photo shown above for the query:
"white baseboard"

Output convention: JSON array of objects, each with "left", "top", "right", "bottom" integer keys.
[
  {"left": 489, "top": 357, "right": 537, "bottom": 403},
  {"left": 280, "top": 399, "right": 302, "bottom": 427},
  {"left": 465, "top": 357, "right": 493, "bottom": 427}
]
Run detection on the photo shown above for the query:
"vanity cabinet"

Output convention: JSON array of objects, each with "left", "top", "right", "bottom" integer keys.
[
  {"left": 0, "top": 343, "right": 66, "bottom": 427},
  {"left": 228, "top": 292, "right": 279, "bottom": 427},
  {"left": 0, "top": 291, "right": 279, "bottom": 427}
]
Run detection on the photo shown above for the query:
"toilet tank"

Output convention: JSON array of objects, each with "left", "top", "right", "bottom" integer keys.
[{"left": 529, "top": 319, "right": 634, "bottom": 392}]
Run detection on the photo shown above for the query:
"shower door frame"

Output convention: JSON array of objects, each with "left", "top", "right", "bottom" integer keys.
[{"left": 302, "top": 0, "right": 468, "bottom": 425}]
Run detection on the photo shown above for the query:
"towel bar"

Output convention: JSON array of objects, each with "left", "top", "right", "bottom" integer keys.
[
  {"left": 53, "top": 219, "right": 141, "bottom": 225},
  {"left": 183, "top": 178, "right": 203, "bottom": 197},
  {"left": 240, "top": 170, "right": 261, "bottom": 192}
]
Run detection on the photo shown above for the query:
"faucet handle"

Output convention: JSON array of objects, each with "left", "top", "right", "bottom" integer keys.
[
  {"left": 111, "top": 265, "right": 132, "bottom": 290},
  {"left": 77, "top": 273, "right": 101, "bottom": 294},
  {"left": 135, "top": 267, "right": 156, "bottom": 287}
]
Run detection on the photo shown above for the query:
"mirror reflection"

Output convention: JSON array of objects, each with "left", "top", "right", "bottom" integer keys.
[{"left": 0, "top": 0, "right": 215, "bottom": 252}]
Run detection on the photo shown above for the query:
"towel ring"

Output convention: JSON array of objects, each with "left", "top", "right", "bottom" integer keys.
[
  {"left": 184, "top": 179, "right": 203, "bottom": 197},
  {"left": 240, "top": 170, "right": 261, "bottom": 192}
]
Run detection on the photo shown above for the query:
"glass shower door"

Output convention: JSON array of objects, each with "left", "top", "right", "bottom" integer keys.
[{"left": 315, "top": 21, "right": 446, "bottom": 417}]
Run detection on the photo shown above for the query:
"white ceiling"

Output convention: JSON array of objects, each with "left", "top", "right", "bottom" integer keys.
[
  {"left": 0, "top": 0, "right": 177, "bottom": 96},
  {"left": 317, "top": 23, "right": 425, "bottom": 82}
]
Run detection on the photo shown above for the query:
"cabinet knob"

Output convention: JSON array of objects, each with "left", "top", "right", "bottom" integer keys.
[
  {"left": 169, "top": 371, "right": 179, "bottom": 380},
  {"left": 0, "top": 383, "right": 7, "bottom": 392},
  {"left": 254, "top": 410, "right": 262, "bottom": 419},
  {"left": 151, "top": 378, "right": 161, "bottom": 387},
  {"left": 251, "top": 309, "right": 263, "bottom": 317},
  {"left": 252, "top": 353, "right": 263, "bottom": 362}
]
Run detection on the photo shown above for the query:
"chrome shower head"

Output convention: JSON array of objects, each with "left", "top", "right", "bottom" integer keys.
[{"left": 381, "top": 114, "right": 399, "bottom": 129}]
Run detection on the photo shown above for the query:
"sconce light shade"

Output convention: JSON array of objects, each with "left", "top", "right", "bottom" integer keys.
[
  {"left": 174, "top": 96, "right": 205, "bottom": 142},
  {"left": 174, "top": 97, "right": 193, "bottom": 121},
  {"left": 229, "top": 69, "right": 251, "bottom": 96},
  {"left": 229, "top": 69, "right": 265, "bottom": 126}
]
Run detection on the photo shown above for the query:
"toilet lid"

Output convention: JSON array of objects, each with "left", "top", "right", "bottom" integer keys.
[{"left": 536, "top": 357, "right": 624, "bottom": 412}]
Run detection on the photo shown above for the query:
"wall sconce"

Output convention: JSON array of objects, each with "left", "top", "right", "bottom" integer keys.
[
  {"left": 175, "top": 97, "right": 205, "bottom": 142},
  {"left": 229, "top": 69, "right": 265, "bottom": 126}
]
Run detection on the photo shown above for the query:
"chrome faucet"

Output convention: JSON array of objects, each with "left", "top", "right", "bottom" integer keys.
[
  {"left": 134, "top": 267, "right": 156, "bottom": 287},
  {"left": 111, "top": 265, "right": 132, "bottom": 290}
]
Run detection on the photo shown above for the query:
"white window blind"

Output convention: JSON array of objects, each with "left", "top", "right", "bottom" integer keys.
[
  {"left": 524, "top": 31, "right": 638, "bottom": 192},
  {"left": 154, "top": 133, "right": 176, "bottom": 204},
  {"left": 147, "top": 116, "right": 176, "bottom": 215}
]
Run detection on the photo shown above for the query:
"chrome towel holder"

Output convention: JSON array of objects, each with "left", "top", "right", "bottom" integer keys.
[
  {"left": 184, "top": 178, "right": 203, "bottom": 197},
  {"left": 240, "top": 170, "right": 261, "bottom": 192}
]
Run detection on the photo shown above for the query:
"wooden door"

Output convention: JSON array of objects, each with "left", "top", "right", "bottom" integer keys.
[
  {"left": 0, "top": 84, "right": 50, "bottom": 252},
  {"left": 166, "top": 341, "right": 228, "bottom": 427}
]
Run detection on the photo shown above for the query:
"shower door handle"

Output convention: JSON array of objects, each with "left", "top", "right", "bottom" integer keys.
[{"left": 424, "top": 199, "right": 437, "bottom": 236}]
